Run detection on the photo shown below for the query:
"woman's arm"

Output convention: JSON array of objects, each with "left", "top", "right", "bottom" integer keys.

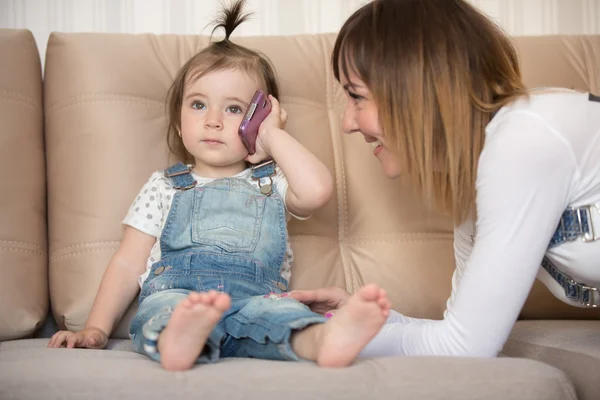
[{"left": 361, "top": 111, "right": 576, "bottom": 357}]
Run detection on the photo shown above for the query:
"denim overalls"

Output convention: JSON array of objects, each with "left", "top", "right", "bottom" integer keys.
[
  {"left": 129, "top": 162, "right": 326, "bottom": 362},
  {"left": 543, "top": 204, "right": 600, "bottom": 307}
]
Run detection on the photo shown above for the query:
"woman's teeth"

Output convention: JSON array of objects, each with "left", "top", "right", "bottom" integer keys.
[{"left": 370, "top": 140, "right": 381, "bottom": 148}]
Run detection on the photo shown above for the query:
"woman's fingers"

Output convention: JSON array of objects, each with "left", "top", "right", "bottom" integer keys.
[{"left": 288, "top": 289, "right": 317, "bottom": 304}]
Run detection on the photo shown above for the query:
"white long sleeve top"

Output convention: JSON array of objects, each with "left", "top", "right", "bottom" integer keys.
[{"left": 361, "top": 89, "right": 600, "bottom": 357}]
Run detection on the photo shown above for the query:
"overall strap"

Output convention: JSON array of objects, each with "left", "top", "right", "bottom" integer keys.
[
  {"left": 544, "top": 204, "right": 600, "bottom": 307},
  {"left": 164, "top": 162, "right": 196, "bottom": 190},
  {"left": 549, "top": 205, "right": 599, "bottom": 247},
  {"left": 541, "top": 256, "right": 599, "bottom": 307},
  {"left": 251, "top": 160, "right": 276, "bottom": 196}
]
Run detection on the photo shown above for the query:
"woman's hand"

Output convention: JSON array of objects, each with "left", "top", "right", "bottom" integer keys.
[
  {"left": 288, "top": 287, "right": 351, "bottom": 315},
  {"left": 47, "top": 327, "right": 109, "bottom": 349},
  {"left": 245, "top": 95, "right": 288, "bottom": 164}
]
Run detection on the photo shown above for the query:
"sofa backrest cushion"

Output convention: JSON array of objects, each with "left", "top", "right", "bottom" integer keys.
[
  {"left": 43, "top": 33, "right": 600, "bottom": 337},
  {"left": 0, "top": 29, "right": 47, "bottom": 340}
]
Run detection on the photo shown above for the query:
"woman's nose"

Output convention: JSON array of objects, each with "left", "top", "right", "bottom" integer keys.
[{"left": 341, "top": 106, "right": 358, "bottom": 135}]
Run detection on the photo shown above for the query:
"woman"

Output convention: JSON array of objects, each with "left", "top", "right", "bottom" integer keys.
[{"left": 291, "top": 0, "right": 600, "bottom": 357}]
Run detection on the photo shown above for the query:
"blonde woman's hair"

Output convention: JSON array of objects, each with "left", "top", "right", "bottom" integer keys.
[{"left": 332, "top": 0, "right": 526, "bottom": 224}]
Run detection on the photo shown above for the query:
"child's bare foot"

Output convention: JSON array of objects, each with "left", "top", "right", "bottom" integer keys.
[
  {"left": 317, "top": 284, "right": 390, "bottom": 367},
  {"left": 158, "top": 290, "right": 231, "bottom": 371}
]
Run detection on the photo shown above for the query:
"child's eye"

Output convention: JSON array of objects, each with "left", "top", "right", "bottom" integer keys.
[
  {"left": 191, "top": 101, "right": 206, "bottom": 110},
  {"left": 226, "top": 105, "right": 243, "bottom": 114}
]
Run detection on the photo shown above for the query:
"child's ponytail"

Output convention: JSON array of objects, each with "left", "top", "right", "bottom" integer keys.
[{"left": 211, "top": 0, "right": 251, "bottom": 42}]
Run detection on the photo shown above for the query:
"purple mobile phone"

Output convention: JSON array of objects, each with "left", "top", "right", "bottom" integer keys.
[{"left": 239, "top": 90, "right": 272, "bottom": 155}]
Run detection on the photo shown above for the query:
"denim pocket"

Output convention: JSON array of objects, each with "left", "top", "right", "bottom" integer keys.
[{"left": 192, "top": 187, "right": 266, "bottom": 252}]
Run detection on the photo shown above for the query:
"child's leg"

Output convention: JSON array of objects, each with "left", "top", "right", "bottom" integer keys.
[
  {"left": 290, "top": 284, "right": 391, "bottom": 367},
  {"left": 129, "top": 289, "right": 231, "bottom": 371},
  {"left": 220, "top": 293, "right": 328, "bottom": 361},
  {"left": 158, "top": 290, "right": 231, "bottom": 371},
  {"left": 220, "top": 284, "right": 389, "bottom": 366}
]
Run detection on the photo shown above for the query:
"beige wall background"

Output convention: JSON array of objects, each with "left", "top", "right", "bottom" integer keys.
[{"left": 1, "top": 0, "right": 600, "bottom": 64}]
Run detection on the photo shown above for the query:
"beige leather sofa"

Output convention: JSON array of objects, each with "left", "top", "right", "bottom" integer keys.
[{"left": 0, "top": 28, "right": 599, "bottom": 400}]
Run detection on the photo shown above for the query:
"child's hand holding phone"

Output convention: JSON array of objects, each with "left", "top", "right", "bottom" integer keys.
[{"left": 240, "top": 91, "right": 288, "bottom": 164}]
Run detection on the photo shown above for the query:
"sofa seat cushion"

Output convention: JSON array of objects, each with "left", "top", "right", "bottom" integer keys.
[
  {"left": 503, "top": 320, "right": 600, "bottom": 400},
  {"left": 1, "top": 339, "right": 576, "bottom": 400},
  {"left": 0, "top": 338, "right": 133, "bottom": 352}
]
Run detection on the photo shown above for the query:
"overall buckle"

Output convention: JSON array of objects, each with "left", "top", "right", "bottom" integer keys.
[
  {"left": 251, "top": 160, "right": 276, "bottom": 196},
  {"left": 581, "top": 204, "right": 600, "bottom": 242},
  {"left": 580, "top": 286, "right": 599, "bottom": 308}
]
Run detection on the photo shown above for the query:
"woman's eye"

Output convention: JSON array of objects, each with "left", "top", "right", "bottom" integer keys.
[
  {"left": 227, "top": 105, "right": 243, "bottom": 114},
  {"left": 191, "top": 101, "right": 206, "bottom": 110},
  {"left": 348, "top": 91, "right": 364, "bottom": 102}
]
